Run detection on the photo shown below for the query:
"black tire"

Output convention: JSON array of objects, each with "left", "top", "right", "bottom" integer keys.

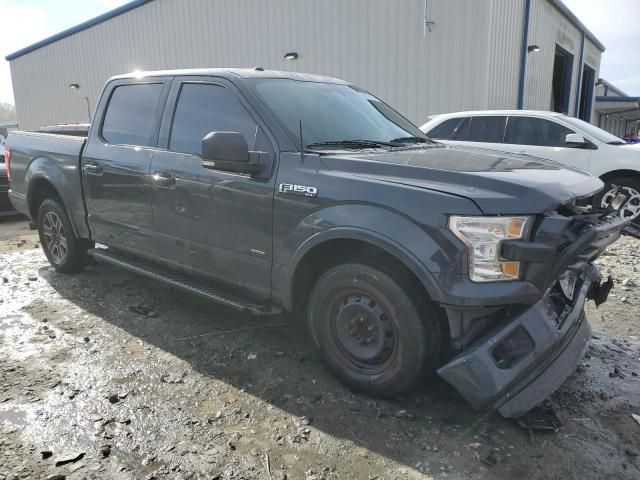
[
  {"left": 594, "top": 176, "right": 640, "bottom": 225},
  {"left": 37, "top": 198, "right": 92, "bottom": 273},
  {"left": 307, "top": 261, "right": 441, "bottom": 397}
]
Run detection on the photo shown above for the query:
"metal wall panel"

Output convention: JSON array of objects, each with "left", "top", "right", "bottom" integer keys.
[
  {"left": 9, "top": 0, "right": 599, "bottom": 130},
  {"left": 486, "top": 0, "right": 525, "bottom": 110}
]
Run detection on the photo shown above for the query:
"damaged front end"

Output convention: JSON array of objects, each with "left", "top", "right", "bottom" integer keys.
[{"left": 437, "top": 197, "right": 635, "bottom": 418}]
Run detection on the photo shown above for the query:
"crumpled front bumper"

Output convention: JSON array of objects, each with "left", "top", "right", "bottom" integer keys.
[{"left": 437, "top": 264, "right": 601, "bottom": 418}]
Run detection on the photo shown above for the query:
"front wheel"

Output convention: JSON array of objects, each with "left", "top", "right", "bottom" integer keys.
[
  {"left": 307, "top": 262, "right": 441, "bottom": 397},
  {"left": 596, "top": 176, "right": 640, "bottom": 224},
  {"left": 37, "top": 198, "right": 92, "bottom": 273}
]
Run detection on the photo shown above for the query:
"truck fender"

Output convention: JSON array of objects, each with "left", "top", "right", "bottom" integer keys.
[
  {"left": 25, "top": 159, "right": 88, "bottom": 238},
  {"left": 279, "top": 204, "right": 450, "bottom": 310}
]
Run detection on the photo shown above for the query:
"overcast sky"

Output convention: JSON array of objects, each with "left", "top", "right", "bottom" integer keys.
[
  {"left": 0, "top": 0, "right": 638, "bottom": 105},
  {"left": 563, "top": 0, "right": 639, "bottom": 95},
  {"left": 0, "top": 0, "right": 129, "bottom": 105}
]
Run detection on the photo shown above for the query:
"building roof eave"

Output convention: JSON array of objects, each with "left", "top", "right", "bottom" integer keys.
[{"left": 5, "top": 0, "right": 155, "bottom": 61}]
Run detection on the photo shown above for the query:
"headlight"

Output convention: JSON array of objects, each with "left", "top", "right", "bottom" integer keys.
[{"left": 448, "top": 216, "right": 533, "bottom": 282}]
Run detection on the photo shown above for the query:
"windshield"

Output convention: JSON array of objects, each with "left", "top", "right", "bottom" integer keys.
[
  {"left": 561, "top": 116, "right": 626, "bottom": 144},
  {"left": 249, "top": 79, "right": 428, "bottom": 149}
]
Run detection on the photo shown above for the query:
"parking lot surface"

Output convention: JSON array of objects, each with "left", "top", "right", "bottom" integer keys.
[{"left": 1, "top": 215, "right": 639, "bottom": 479}]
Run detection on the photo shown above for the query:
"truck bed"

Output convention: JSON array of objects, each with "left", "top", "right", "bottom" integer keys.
[{"left": 6, "top": 131, "right": 89, "bottom": 237}]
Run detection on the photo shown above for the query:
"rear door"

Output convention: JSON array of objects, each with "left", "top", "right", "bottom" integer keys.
[
  {"left": 149, "top": 76, "right": 278, "bottom": 299},
  {"left": 82, "top": 78, "right": 171, "bottom": 255},
  {"left": 436, "top": 116, "right": 508, "bottom": 151},
  {"left": 500, "top": 116, "right": 591, "bottom": 171}
]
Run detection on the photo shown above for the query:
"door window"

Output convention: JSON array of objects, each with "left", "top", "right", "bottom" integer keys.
[
  {"left": 101, "top": 83, "right": 163, "bottom": 147},
  {"left": 169, "top": 83, "right": 259, "bottom": 156},
  {"left": 467, "top": 116, "right": 507, "bottom": 143},
  {"left": 426, "top": 118, "right": 463, "bottom": 140},
  {"left": 505, "top": 117, "right": 574, "bottom": 147}
]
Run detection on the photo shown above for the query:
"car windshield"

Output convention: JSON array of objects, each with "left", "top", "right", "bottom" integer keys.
[
  {"left": 561, "top": 116, "right": 626, "bottom": 144},
  {"left": 248, "top": 78, "right": 429, "bottom": 149}
]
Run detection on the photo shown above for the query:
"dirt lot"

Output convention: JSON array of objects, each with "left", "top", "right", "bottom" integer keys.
[{"left": 1, "top": 215, "right": 639, "bottom": 480}]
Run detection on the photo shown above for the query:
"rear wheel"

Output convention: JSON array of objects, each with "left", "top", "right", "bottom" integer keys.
[
  {"left": 37, "top": 198, "right": 92, "bottom": 273},
  {"left": 307, "top": 261, "right": 441, "bottom": 397},
  {"left": 596, "top": 176, "right": 640, "bottom": 224}
]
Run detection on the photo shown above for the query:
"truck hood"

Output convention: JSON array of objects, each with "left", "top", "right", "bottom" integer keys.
[{"left": 321, "top": 145, "right": 604, "bottom": 214}]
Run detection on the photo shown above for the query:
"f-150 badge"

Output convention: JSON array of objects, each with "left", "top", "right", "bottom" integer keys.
[{"left": 279, "top": 183, "right": 318, "bottom": 197}]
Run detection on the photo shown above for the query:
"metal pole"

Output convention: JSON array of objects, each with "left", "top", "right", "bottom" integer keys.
[{"left": 517, "top": 0, "right": 532, "bottom": 109}]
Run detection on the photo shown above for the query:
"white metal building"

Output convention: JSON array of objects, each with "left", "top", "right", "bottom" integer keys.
[
  {"left": 7, "top": 0, "right": 606, "bottom": 131},
  {"left": 593, "top": 79, "right": 640, "bottom": 137}
]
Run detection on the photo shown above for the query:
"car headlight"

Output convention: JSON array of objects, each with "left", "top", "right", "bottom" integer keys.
[{"left": 448, "top": 216, "right": 533, "bottom": 282}]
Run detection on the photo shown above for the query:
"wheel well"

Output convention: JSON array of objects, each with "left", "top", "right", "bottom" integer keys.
[
  {"left": 28, "top": 178, "right": 62, "bottom": 220},
  {"left": 600, "top": 170, "right": 640, "bottom": 185},
  {"left": 291, "top": 238, "right": 450, "bottom": 341}
]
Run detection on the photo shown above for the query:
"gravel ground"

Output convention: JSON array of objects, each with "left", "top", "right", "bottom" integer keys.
[{"left": 1, "top": 215, "right": 639, "bottom": 480}]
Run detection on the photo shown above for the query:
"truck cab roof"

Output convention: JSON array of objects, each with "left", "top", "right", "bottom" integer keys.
[{"left": 109, "top": 67, "right": 349, "bottom": 85}]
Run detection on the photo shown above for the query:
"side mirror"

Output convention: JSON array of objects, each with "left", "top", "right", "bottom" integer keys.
[
  {"left": 201, "top": 131, "right": 263, "bottom": 174},
  {"left": 565, "top": 133, "right": 589, "bottom": 148}
]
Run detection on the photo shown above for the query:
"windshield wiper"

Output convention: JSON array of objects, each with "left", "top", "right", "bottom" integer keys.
[
  {"left": 305, "top": 139, "right": 396, "bottom": 149},
  {"left": 390, "top": 136, "right": 430, "bottom": 144}
]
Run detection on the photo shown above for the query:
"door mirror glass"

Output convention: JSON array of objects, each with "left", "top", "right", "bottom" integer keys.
[
  {"left": 201, "top": 131, "right": 262, "bottom": 174},
  {"left": 565, "top": 133, "right": 588, "bottom": 147}
]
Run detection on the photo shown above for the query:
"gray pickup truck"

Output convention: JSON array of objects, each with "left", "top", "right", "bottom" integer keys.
[{"left": 5, "top": 68, "right": 636, "bottom": 418}]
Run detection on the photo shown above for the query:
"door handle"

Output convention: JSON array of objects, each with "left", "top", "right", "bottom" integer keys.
[
  {"left": 84, "top": 162, "right": 103, "bottom": 175},
  {"left": 151, "top": 171, "right": 176, "bottom": 188}
]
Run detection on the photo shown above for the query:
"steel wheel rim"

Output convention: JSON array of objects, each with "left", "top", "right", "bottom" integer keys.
[
  {"left": 43, "top": 211, "right": 68, "bottom": 264},
  {"left": 330, "top": 291, "right": 399, "bottom": 375},
  {"left": 601, "top": 186, "right": 640, "bottom": 220}
]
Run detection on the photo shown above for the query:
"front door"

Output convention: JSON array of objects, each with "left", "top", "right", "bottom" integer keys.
[
  {"left": 150, "top": 78, "right": 277, "bottom": 299},
  {"left": 500, "top": 116, "right": 591, "bottom": 172},
  {"left": 82, "top": 78, "right": 171, "bottom": 255}
]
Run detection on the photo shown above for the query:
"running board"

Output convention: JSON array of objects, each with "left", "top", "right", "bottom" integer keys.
[{"left": 88, "top": 248, "right": 283, "bottom": 316}]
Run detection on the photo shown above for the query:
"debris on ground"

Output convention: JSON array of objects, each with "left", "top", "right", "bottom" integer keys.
[{"left": 53, "top": 450, "right": 85, "bottom": 467}]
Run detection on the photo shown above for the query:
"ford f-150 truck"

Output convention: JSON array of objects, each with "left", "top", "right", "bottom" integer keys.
[{"left": 5, "top": 68, "right": 636, "bottom": 418}]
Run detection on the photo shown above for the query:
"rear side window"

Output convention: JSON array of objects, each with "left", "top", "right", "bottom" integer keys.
[
  {"left": 169, "top": 83, "right": 258, "bottom": 156},
  {"left": 505, "top": 116, "right": 574, "bottom": 147},
  {"left": 426, "top": 118, "right": 463, "bottom": 139},
  {"left": 101, "top": 83, "right": 163, "bottom": 147},
  {"left": 467, "top": 116, "right": 507, "bottom": 143}
]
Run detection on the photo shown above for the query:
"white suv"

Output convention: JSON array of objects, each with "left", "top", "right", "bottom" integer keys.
[{"left": 420, "top": 110, "right": 640, "bottom": 221}]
